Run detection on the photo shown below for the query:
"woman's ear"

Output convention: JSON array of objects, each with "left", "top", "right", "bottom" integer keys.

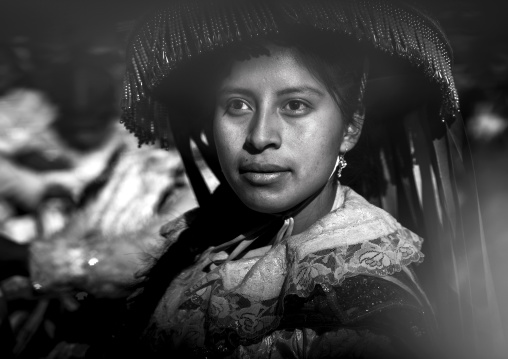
[{"left": 340, "top": 120, "right": 363, "bottom": 153}]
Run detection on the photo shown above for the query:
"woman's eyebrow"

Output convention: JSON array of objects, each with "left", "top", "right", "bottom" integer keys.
[
  {"left": 276, "top": 86, "right": 325, "bottom": 97},
  {"left": 217, "top": 87, "right": 254, "bottom": 97},
  {"left": 218, "top": 86, "right": 325, "bottom": 97}
]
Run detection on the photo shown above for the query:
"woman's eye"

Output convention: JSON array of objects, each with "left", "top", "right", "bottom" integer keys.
[
  {"left": 282, "top": 100, "right": 310, "bottom": 114},
  {"left": 226, "top": 99, "right": 251, "bottom": 114}
]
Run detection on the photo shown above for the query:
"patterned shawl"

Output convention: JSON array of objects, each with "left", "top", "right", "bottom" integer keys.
[{"left": 142, "top": 185, "right": 425, "bottom": 353}]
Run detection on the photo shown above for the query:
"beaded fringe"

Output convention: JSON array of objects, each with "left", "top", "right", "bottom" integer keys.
[{"left": 121, "top": 0, "right": 458, "bottom": 148}]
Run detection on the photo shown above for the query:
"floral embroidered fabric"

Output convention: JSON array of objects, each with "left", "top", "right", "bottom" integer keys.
[{"left": 143, "top": 186, "right": 425, "bottom": 354}]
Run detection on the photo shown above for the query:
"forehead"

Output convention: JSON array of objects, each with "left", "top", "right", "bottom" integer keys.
[{"left": 219, "top": 44, "right": 325, "bottom": 90}]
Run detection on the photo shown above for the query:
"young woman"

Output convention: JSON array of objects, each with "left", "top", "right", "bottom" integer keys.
[{"left": 89, "top": 0, "right": 494, "bottom": 358}]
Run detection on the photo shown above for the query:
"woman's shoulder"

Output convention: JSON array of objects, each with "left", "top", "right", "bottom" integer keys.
[
  {"left": 282, "top": 270, "right": 429, "bottom": 326},
  {"left": 275, "top": 269, "right": 437, "bottom": 358},
  {"left": 284, "top": 185, "right": 425, "bottom": 297}
]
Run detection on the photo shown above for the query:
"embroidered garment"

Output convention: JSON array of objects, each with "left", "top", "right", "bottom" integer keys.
[{"left": 139, "top": 186, "right": 433, "bottom": 358}]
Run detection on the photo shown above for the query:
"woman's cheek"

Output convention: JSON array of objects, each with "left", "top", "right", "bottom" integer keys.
[
  {"left": 314, "top": 134, "right": 340, "bottom": 175},
  {"left": 216, "top": 123, "right": 242, "bottom": 179}
]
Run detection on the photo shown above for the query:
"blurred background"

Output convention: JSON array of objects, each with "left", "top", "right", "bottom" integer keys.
[{"left": 0, "top": 0, "right": 506, "bottom": 358}]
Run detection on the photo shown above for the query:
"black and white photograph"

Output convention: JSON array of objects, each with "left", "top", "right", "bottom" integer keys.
[{"left": 0, "top": 1, "right": 507, "bottom": 358}]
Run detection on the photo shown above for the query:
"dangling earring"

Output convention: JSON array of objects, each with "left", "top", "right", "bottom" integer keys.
[{"left": 337, "top": 148, "right": 348, "bottom": 178}]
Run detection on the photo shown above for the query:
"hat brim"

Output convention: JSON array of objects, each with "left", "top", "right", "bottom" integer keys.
[{"left": 121, "top": 0, "right": 458, "bottom": 148}]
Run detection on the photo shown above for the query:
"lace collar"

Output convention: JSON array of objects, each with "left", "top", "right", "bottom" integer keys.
[{"left": 151, "top": 185, "right": 424, "bottom": 346}]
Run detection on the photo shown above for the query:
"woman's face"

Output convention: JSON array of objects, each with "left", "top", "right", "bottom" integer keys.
[{"left": 213, "top": 45, "right": 346, "bottom": 214}]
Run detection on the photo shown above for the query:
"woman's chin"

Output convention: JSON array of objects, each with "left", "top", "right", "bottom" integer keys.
[{"left": 238, "top": 193, "right": 294, "bottom": 215}]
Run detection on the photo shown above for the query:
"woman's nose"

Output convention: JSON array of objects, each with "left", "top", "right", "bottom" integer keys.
[{"left": 245, "top": 109, "right": 282, "bottom": 153}]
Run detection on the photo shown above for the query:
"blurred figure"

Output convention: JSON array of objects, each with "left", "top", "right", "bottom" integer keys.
[
  {"left": 0, "top": 52, "right": 204, "bottom": 358},
  {"left": 0, "top": 44, "right": 57, "bottom": 223},
  {"left": 0, "top": 58, "right": 127, "bottom": 242},
  {"left": 13, "top": 61, "right": 125, "bottom": 200}
]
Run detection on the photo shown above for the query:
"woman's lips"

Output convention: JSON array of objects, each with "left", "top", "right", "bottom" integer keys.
[{"left": 239, "top": 163, "right": 290, "bottom": 185}]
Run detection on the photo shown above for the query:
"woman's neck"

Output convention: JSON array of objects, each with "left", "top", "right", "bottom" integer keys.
[{"left": 288, "top": 179, "right": 339, "bottom": 235}]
